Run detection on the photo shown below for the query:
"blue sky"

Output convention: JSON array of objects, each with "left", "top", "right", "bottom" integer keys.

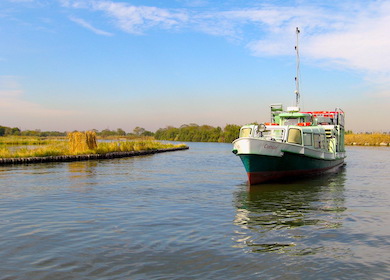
[{"left": 0, "top": 0, "right": 389, "bottom": 133}]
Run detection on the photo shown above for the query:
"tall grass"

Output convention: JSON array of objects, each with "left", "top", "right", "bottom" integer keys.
[
  {"left": 0, "top": 134, "right": 187, "bottom": 158},
  {"left": 0, "top": 136, "right": 57, "bottom": 145},
  {"left": 96, "top": 140, "right": 186, "bottom": 154},
  {"left": 345, "top": 133, "right": 390, "bottom": 146},
  {"left": 0, "top": 142, "right": 69, "bottom": 158}
]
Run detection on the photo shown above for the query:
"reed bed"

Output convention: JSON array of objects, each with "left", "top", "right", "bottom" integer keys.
[
  {"left": 98, "top": 135, "right": 155, "bottom": 141},
  {"left": 0, "top": 143, "right": 69, "bottom": 158},
  {"left": 96, "top": 140, "right": 186, "bottom": 154},
  {"left": 0, "top": 136, "right": 57, "bottom": 146},
  {"left": 345, "top": 133, "right": 390, "bottom": 146},
  {"left": 0, "top": 132, "right": 187, "bottom": 158}
]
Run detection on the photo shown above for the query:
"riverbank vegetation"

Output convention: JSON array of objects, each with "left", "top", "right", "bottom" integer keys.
[
  {"left": 154, "top": 124, "right": 241, "bottom": 143},
  {"left": 154, "top": 124, "right": 389, "bottom": 146},
  {"left": 0, "top": 132, "right": 186, "bottom": 159},
  {"left": 0, "top": 136, "right": 56, "bottom": 145},
  {"left": 0, "top": 125, "right": 154, "bottom": 138},
  {"left": 1, "top": 124, "right": 389, "bottom": 146},
  {"left": 1, "top": 124, "right": 240, "bottom": 142},
  {"left": 345, "top": 133, "right": 390, "bottom": 146}
]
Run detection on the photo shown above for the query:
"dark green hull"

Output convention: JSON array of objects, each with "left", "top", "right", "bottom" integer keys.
[{"left": 239, "top": 152, "right": 345, "bottom": 185}]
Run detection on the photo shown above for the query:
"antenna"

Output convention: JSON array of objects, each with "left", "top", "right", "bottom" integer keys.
[{"left": 294, "top": 27, "right": 300, "bottom": 108}]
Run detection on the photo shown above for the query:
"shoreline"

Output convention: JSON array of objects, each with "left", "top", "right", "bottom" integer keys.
[
  {"left": 346, "top": 143, "right": 389, "bottom": 146},
  {"left": 345, "top": 133, "right": 390, "bottom": 147},
  {"left": 0, "top": 146, "right": 189, "bottom": 165}
]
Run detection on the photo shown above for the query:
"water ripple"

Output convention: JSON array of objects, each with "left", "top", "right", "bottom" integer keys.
[{"left": 0, "top": 144, "right": 389, "bottom": 279}]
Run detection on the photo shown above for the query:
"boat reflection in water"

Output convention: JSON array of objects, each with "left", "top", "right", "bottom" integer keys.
[{"left": 232, "top": 168, "right": 347, "bottom": 255}]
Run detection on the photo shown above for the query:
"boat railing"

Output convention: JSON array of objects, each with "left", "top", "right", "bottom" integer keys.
[{"left": 258, "top": 128, "right": 286, "bottom": 142}]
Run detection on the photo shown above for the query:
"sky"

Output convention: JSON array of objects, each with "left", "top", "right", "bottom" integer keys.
[{"left": 0, "top": 0, "right": 389, "bottom": 133}]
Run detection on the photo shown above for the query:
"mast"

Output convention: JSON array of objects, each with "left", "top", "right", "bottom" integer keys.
[{"left": 294, "top": 27, "right": 300, "bottom": 108}]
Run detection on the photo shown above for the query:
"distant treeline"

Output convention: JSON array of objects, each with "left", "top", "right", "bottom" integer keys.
[
  {"left": 3, "top": 123, "right": 389, "bottom": 145},
  {"left": 1, "top": 124, "right": 241, "bottom": 143},
  {"left": 154, "top": 124, "right": 241, "bottom": 143},
  {"left": 0, "top": 126, "right": 22, "bottom": 136},
  {"left": 0, "top": 125, "right": 153, "bottom": 137},
  {"left": 0, "top": 126, "right": 64, "bottom": 137}
]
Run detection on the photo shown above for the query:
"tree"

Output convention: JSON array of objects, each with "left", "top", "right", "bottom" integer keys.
[
  {"left": 221, "top": 124, "right": 241, "bottom": 142},
  {"left": 154, "top": 123, "right": 240, "bottom": 143},
  {"left": 133, "top": 126, "right": 145, "bottom": 136},
  {"left": 117, "top": 128, "right": 126, "bottom": 136},
  {"left": 11, "top": 127, "right": 20, "bottom": 135},
  {"left": 100, "top": 129, "right": 113, "bottom": 137},
  {"left": 141, "top": 130, "right": 154, "bottom": 136}
]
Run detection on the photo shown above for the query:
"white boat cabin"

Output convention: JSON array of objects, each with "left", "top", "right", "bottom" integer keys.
[{"left": 238, "top": 105, "right": 345, "bottom": 153}]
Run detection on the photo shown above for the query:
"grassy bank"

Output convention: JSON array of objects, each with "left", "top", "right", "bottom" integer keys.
[
  {"left": 0, "top": 135, "right": 187, "bottom": 158},
  {"left": 0, "top": 136, "right": 63, "bottom": 146},
  {"left": 345, "top": 133, "right": 390, "bottom": 146}
]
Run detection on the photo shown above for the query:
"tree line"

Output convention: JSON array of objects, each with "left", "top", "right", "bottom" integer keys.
[
  {"left": 154, "top": 124, "right": 241, "bottom": 143},
  {"left": 0, "top": 126, "right": 22, "bottom": 136},
  {"left": 0, "top": 124, "right": 241, "bottom": 143},
  {"left": 0, "top": 125, "right": 154, "bottom": 137}
]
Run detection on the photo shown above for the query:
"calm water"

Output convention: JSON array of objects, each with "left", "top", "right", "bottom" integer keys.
[{"left": 0, "top": 143, "right": 389, "bottom": 279}]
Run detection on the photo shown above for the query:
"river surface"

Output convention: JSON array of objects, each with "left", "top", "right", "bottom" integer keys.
[{"left": 0, "top": 143, "right": 389, "bottom": 279}]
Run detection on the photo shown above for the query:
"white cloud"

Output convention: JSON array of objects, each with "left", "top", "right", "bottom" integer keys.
[
  {"left": 92, "top": 1, "right": 189, "bottom": 34},
  {"left": 59, "top": 0, "right": 390, "bottom": 83},
  {"left": 242, "top": 2, "right": 390, "bottom": 81},
  {"left": 59, "top": 0, "right": 89, "bottom": 9},
  {"left": 305, "top": 14, "right": 390, "bottom": 73},
  {"left": 61, "top": 0, "right": 189, "bottom": 34},
  {"left": 69, "top": 16, "right": 113, "bottom": 36}
]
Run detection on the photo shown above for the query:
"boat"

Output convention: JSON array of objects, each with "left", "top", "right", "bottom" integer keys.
[{"left": 232, "top": 28, "right": 346, "bottom": 185}]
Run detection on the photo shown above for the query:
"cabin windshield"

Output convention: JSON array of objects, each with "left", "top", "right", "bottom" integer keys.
[
  {"left": 262, "top": 129, "right": 285, "bottom": 141},
  {"left": 240, "top": 127, "right": 252, "bottom": 138}
]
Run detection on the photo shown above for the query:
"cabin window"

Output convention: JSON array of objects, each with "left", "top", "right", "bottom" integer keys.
[
  {"left": 240, "top": 128, "right": 252, "bottom": 137},
  {"left": 313, "top": 134, "right": 321, "bottom": 149},
  {"left": 303, "top": 133, "right": 312, "bottom": 146},
  {"left": 269, "top": 129, "right": 284, "bottom": 141},
  {"left": 287, "top": 128, "right": 302, "bottom": 145},
  {"left": 284, "top": 118, "right": 299, "bottom": 125},
  {"left": 320, "top": 134, "right": 326, "bottom": 149}
]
